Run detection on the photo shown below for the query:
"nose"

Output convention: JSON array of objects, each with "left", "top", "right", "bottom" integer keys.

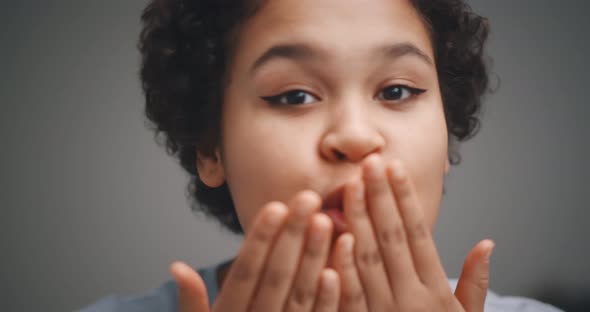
[{"left": 319, "top": 108, "right": 385, "bottom": 163}]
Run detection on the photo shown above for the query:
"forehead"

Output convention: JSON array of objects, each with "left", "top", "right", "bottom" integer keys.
[{"left": 233, "top": 0, "right": 433, "bottom": 65}]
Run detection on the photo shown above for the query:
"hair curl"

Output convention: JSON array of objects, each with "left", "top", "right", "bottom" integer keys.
[{"left": 138, "top": 0, "right": 492, "bottom": 234}]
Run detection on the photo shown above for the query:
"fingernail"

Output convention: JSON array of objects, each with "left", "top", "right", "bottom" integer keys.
[
  {"left": 310, "top": 215, "right": 328, "bottom": 243},
  {"left": 322, "top": 269, "right": 338, "bottom": 290},
  {"left": 369, "top": 160, "right": 382, "bottom": 179},
  {"left": 342, "top": 234, "right": 354, "bottom": 254},
  {"left": 267, "top": 204, "right": 287, "bottom": 226},
  {"left": 295, "top": 192, "right": 318, "bottom": 217},
  {"left": 486, "top": 240, "right": 495, "bottom": 260},
  {"left": 355, "top": 181, "right": 364, "bottom": 201},
  {"left": 392, "top": 160, "right": 405, "bottom": 179},
  {"left": 296, "top": 203, "right": 312, "bottom": 217},
  {"left": 310, "top": 231, "right": 324, "bottom": 246}
]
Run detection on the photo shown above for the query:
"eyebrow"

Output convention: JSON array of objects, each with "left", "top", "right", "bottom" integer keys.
[
  {"left": 380, "top": 42, "right": 434, "bottom": 67},
  {"left": 250, "top": 42, "right": 434, "bottom": 74}
]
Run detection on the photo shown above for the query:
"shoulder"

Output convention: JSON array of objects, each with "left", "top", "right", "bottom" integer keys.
[
  {"left": 75, "top": 280, "right": 178, "bottom": 312},
  {"left": 448, "top": 279, "right": 563, "bottom": 312},
  {"left": 75, "top": 262, "right": 222, "bottom": 312}
]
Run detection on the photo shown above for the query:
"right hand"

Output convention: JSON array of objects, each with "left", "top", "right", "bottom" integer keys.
[{"left": 170, "top": 190, "right": 340, "bottom": 312}]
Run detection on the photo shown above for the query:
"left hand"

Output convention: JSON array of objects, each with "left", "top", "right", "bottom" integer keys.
[{"left": 330, "top": 154, "right": 495, "bottom": 312}]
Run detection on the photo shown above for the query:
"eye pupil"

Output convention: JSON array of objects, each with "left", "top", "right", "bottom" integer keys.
[
  {"left": 286, "top": 91, "right": 307, "bottom": 104},
  {"left": 261, "top": 90, "right": 316, "bottom": 106},
  {"left": 383, "top": 86, "right": 402, "bottom": 100}
]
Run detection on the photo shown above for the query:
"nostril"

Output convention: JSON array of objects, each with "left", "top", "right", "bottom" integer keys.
[{"left": 333, "top": 149, "right": 347, "bottom": 161}]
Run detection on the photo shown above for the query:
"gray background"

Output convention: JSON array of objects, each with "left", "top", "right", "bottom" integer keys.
[{"left": 1, "top": 0, "right": 589, "bottom": 311}]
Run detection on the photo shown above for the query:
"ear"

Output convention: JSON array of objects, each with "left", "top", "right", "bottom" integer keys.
[
  {"left": 196, "top": 148, "right": 225, "bottom": 187},
  {"left": 444, "top": 158, "right": 451, "bottom": 175}
]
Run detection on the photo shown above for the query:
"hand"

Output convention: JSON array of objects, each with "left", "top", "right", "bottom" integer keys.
[
  {"left": 170, "top": 191, "right": 341, "bottom": 312},
  {"left": 331, "top": 155, "right": 494, "bottom": 312}
]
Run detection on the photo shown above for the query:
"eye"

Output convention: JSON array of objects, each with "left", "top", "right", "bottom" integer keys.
[
  {"left": 260, "top": 89, "right": 319, "bottom": 106},
  {"left": 377, "top": 85, "right": 426, "bottom": 102}
]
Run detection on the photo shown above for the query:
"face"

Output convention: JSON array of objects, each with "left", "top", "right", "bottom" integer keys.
[{"left": 200, "top": 0, "right": 449, "bottom": 234}]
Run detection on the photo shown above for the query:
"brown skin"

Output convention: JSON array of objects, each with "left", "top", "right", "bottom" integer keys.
[
  {"left": 171, "top": 0, "right": 493, "bottom": 311},
  {"left": 218, "top": 0, "right": 448, "bottom": 233}
]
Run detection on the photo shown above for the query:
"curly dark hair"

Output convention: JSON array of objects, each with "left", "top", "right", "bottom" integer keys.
[{"left": 138, "top": 0, "right": 492, "bottom": 234}]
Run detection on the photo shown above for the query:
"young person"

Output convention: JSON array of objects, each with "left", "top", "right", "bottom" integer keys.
[{"left": 80, "top": 0, "right": 561, "bottom": 311}]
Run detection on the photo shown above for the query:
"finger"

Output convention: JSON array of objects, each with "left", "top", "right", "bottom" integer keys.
[
  {"left": 387, "top": 160, "right": 448, "bottom": 289},
  {"left": 284, "top": 213, "right": 333, "bottom": 312},
  {"left": 250, "top": 191, "right": 321, "bottom": 312},
  {"left": 331, "top": 233, "right": 367, "bottom": 312},
  {"left": 455, "top": 240, "right": 495, "bottom": 312},
  {"left": 170, "top": 261, "right": 210, "bottom": 312},
  {"left": 312, "top": 268, "right": 340, "bottom": 312},
  {"left": 363, "top": 156, "right": 420, "bottom": 293},
  {"left": 342, "top": 172, "right": 393, "bottom": 310},
  {"left": 213, "top": 202, "right": 288, "bottom": 312}
]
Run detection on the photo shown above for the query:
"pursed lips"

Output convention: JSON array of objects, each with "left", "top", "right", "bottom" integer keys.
[{"left": 321, "top": 185, "right": 348, "bottom": 235}]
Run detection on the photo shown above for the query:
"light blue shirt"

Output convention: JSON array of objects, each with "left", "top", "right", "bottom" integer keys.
[{"left": 78, "top": 260, "right": 562, "bottom": 311}]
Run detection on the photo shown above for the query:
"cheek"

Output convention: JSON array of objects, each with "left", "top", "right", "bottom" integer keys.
[
  {"left": 395, "top": 111, "right": 448, "bottom": 229},
  {"left": 220, "top": 115, "right": 317, "bottom": 232},
  {"left": 221, "top": 134, "right": 278, "bottom": 231}
]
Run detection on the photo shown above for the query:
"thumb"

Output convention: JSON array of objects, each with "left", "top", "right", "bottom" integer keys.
[
  {"left": 454, "top": 239, "right": 495, "bottom": 312},
  {"left": 170, "top": 261, "right": 210, "bottom": 312}
]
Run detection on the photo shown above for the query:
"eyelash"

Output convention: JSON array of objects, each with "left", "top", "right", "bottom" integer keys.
[
  {"left": 260, "top": 85, "right": 427, "bottom": 106},
  {"left": 260, "top": 90, "right": 318, "bottom": 106}
]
